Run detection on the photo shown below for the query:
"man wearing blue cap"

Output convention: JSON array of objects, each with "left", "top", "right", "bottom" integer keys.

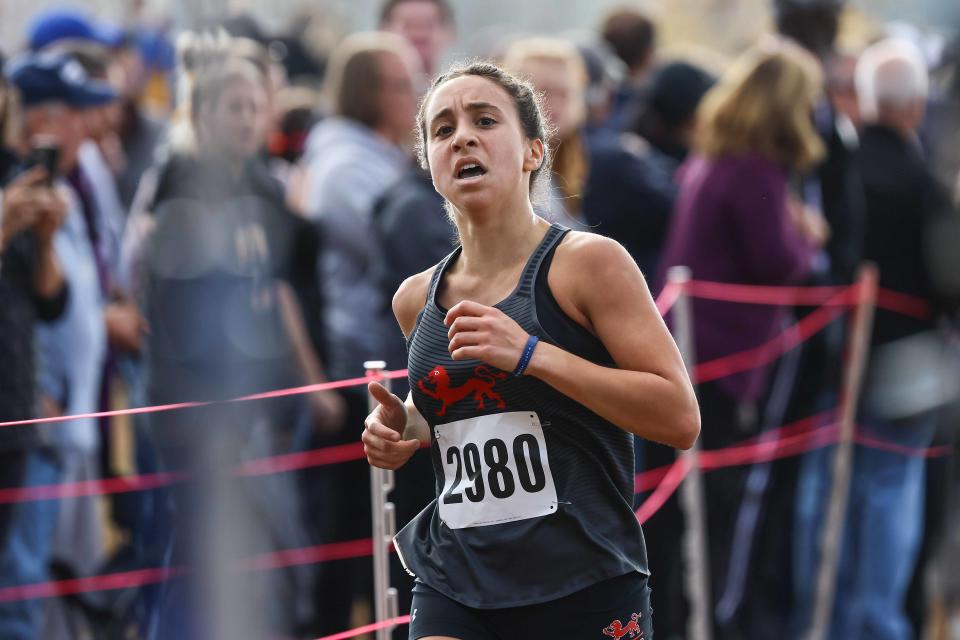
[
  {"left": 0, "top": 59, "right": 69, "bottom": 637},
  {"left": 0, "top": 50, "right": 116, "bottom": 639}
]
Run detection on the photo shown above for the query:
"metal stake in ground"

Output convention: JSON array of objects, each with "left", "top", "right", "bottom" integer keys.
[
  {"left": 365, "top": 360, "right": 399, "bottom": 640},
  {"left": 805, "top": 264, "right": 878, "bottom": 640},
  {"left": 668, "top": 266, "right": 713, "bottom": 640}
]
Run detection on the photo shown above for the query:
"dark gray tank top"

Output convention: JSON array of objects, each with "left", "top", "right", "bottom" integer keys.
[{"left": 394, "top": 223, "right": 649, "bottom": 608}]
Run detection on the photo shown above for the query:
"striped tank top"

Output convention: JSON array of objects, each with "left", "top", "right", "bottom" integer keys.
[{"left": 394, "top": 223, "right": 649, "bottom": 608}]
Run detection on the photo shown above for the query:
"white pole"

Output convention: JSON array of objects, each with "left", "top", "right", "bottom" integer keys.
[
  {"left": 365, "top": 361, "right": 399, "bottom": 640},
  {"left": 667, "top": 266, "right": 713, "bottom": 640},
  {"left": 805, "top": 264, "right": 878, "bottom": 640}
]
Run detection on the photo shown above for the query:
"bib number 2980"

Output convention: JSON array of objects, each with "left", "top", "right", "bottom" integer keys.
[{"left": 436, "top": 412, "right": 558, "bottom": 529}]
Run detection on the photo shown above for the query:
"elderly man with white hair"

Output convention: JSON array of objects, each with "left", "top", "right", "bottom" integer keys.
[{"left": 793, "top": 37, "right": 953, "bottom": 640}]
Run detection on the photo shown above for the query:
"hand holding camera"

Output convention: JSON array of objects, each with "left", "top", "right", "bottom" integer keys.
[{"left": 1, "top": 140, "right": 67, "bottom": 252}]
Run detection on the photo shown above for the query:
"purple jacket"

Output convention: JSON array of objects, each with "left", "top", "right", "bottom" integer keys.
[{"left": 657, "top": 154, "right": 814, "bottom": 402}]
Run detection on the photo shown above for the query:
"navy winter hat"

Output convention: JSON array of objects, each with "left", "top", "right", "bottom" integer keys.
[
  {"left": 649, "top": 62, "right": 716, "bottom": 127},
  {"left": 6, "top": 51, "right": 117, "bottom": 108}
]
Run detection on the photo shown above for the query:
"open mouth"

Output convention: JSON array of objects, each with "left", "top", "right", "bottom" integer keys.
[{"left": 456, "top": 162, "right": 487, "bottom": 180}]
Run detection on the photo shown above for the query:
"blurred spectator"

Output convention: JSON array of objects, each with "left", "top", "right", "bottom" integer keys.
[
  {"left": 503, "top": 38, "right": 590, "bottom": 224},
  {"left": 58, "top": 44, "right": 128, "bottom": 284},
  {"left": 926, "top": 35, "right": 960, "bottom": 191},
  {"left": 793, "top": 38, "right": 954, "bottom": 640},
  {"left": 379, "top": 0, "right": 455, "bottom": 78},
  {"left": 656, "top": 37, "right": 827, "bottom": 639},
  {"left": 300, "top": 31, "right": 418, "bottom": 381},
  {"left": 267, "top": 87, "right": 320, "bottom": 167},
  {"left": 26, "top": 8, "right": 171, "bottom": 216},
  {"left": 28, "top": 44, "right": 143, "bottom": 637},
  {"left": 3, "top": 49, "right": 114, "bottom": 640},
  {"left": 574, "top": 38, "right": 626, "bottom": 130},
  {"left": 127, "top": 37, "right": 341, "bottom": 637},
  {"left": 599, "top": 5, "right": 658, "bottom": 130},
  {"left": 775, "top": 0, "right": 864, "bottom": 285},
  {"left": 265, "top": 86, "right": 322, "bottom": 218},
  {"left": 629, "top": 61, "right": 716, "bottom": 172},
  {"left": 733, "top": 5, "right": 868, "bottom": 635},
  {"left": 134, "top": 26, "right": 177, "bottom": 116},
  {"left": 142, "top": 36, "right": 341, "bottom": 449},
  {"left": 773, "top": 0, "right": 845, "bottom": 61},
  {"left": 115, "top": 32, "right": 170, "bottom": 212},
  {"left": 825, "top": 51, "right": 861, "bottom": 128},
  {"left": 503, "top": 37, "right": 675, "bottom": 277},
  {"left": 372, "top": 167, "right": 452, "bottom": 338},
  {"left": 0, "top": 59, "right": 69, "bottom": 603},
  {"left": 298, "top": 30, "right": 418, "bottom": 635}
]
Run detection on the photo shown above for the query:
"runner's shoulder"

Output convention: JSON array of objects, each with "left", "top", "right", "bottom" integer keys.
[
  {"left": 553, "top": 231, "right": 642, "bottom": 290},
  {"left": 393, "top": 267, "right": 434, "bottom": 338}
]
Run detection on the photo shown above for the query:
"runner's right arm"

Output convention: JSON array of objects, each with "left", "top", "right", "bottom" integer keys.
[{"left": 362, "top": 269, "right": 433, "bottom": 469}]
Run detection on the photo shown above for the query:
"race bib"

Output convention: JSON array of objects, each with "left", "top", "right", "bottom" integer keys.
[{"left": 435, "top": 411, "right": 558, "bottom": 529}]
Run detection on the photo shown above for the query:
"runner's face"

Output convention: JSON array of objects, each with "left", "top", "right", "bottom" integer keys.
[{"left": 424, "top": 75, "right": 541, "bottom": 212}]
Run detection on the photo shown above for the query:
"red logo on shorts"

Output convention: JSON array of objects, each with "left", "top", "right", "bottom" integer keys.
[
  {"left": 417, "top": 365, "right": 507, "bottom": 417},
  {"left": 602, "top": 612, "right": 644, "bottom": 639}
]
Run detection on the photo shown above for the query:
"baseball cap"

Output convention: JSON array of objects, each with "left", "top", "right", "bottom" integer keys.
[
  {"left": 28, "top": 8, "right": 126, "bottom": 51},
  {"left": 6, "top": 51, "right": 117, "bottom": 108}
]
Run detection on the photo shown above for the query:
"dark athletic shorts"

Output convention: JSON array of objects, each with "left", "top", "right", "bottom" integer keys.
[{"left": 408, "top": 571, "right": 653, "bottom": 639}]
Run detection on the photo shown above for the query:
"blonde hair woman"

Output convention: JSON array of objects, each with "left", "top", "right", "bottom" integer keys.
[
  {"left": 502, "top": 37, "right": 677, "bottom": 276},
  {"left": 502, "top": 38, "right": 589, "bottom": 219},
  {"left": 697, "top": 36, "right": 825, "bottom": 172},
  {"left": 655, "top": 36, "right": 829, "bottom": 635}
]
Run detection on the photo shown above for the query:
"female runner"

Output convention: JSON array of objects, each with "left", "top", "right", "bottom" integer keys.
[{"left": 362, "top": 61, "right": 700, "bottom": 640}]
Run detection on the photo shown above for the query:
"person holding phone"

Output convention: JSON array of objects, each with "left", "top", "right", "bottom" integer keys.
[
  {"left": 1, "top": 49, "right": 115, "bottom": 638},
  {"left": 362, "top": 61, "right": 700, "bottom": 639}
]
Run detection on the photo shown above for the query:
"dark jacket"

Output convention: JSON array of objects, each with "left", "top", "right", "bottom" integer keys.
[
  {"left": 858, "top": 124, "right": 953, "bottom": 346},
  {"left": 582, "top": 130, "right": 676, "bottom": 279},
  {"left": 0, "top": 149, "right": 69, "bottom": 447},
  {"left": 371, "top": 166, "right": 455, "bottom": 392},
  {"left": 816, "top": 111, "right": 866, "bottom": 284}
]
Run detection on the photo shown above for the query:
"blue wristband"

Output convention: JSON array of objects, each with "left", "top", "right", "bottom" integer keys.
[{"left": 512, "top": 335, "right": 539, "bottom": 376}]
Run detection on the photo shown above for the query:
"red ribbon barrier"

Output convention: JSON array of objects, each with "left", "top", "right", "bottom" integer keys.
[
  {"left": 0, "top": 470, "right": 186, "bottom": 504},
  {"left": 682, "top": 280, "right": 929, "bottom": 319},
  {"left": 853, "top": 432, "right": 954, "bottom": 459},
  {"left": 873, "top": 288, "right": 931, "bottom": 319},
  {"left": 0, "top": 537, "right": 380, "bottom": 604},
  {"left": 314, "top": 615, "right": 412, "bottom": 640},
  {"left": 0, "top": 423, "right": 949, "bottom": 602},
  {"left": 241, "top": 538, "right": 375, "bottom": 572},
  {"left": 692, "top": 290, "right": 850, "bottom": 384},
  {"left": 685, "top": 280, "right": 856, "bottom": 306},
  {"left": 656, "top": 280, "right": 682, "bottom": 315},
  {"left": 636, "top": 457, "right": 690, "bottom": 524},
  {"left": 0, "top": 369, "right": 411, "bottom": 430},
  {"left": 0, "top": 566, "right": 187, "bottom": 603}
]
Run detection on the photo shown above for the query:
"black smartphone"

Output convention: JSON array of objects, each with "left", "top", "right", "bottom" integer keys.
[{"left": 27, "top": 139, "right": 60, "bottom": 185}]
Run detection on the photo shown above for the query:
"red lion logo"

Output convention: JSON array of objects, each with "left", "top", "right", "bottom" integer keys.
[
  {"left": 417, "top": 365, "right": 507, "bottom": 417},
  {"left": 602, "top": 613, "right": 644, "bottom": 639}
]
